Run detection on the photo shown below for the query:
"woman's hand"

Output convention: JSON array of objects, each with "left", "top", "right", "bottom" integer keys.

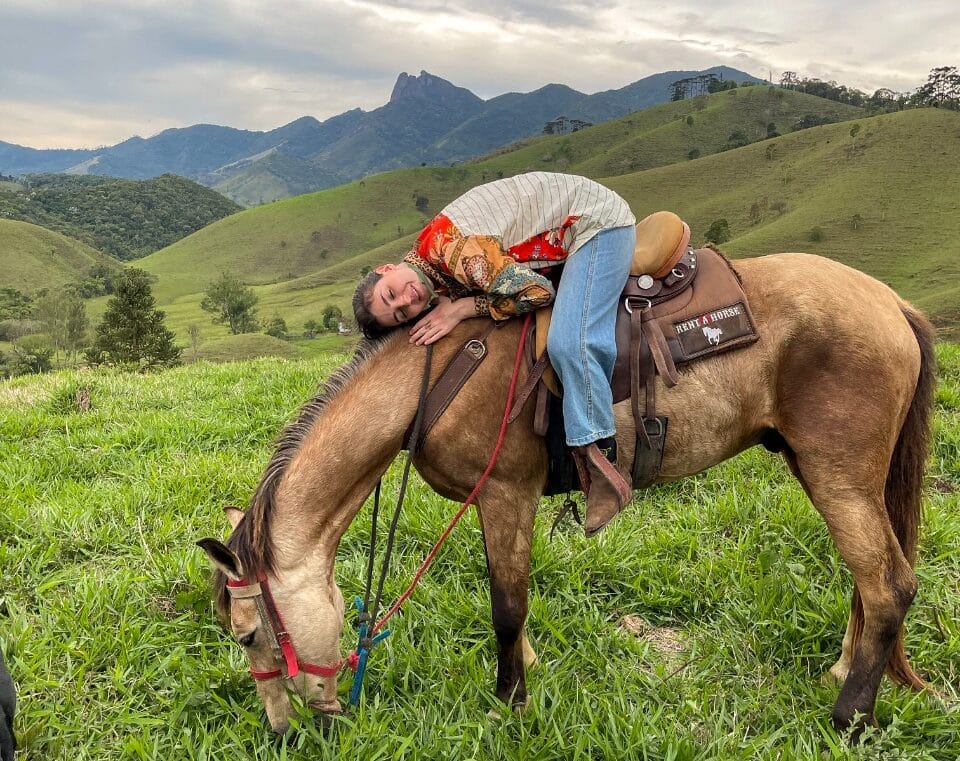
[{"left": 409, "top": 296, "right": 475, "bottom": 345}]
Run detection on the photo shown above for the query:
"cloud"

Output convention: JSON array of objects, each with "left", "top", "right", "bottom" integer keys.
[{"left": 0, "top": 0, "right": 955, "bottom": 148}]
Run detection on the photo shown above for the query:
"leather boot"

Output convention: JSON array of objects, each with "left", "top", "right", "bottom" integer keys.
[{"left": 572, "top": 437, "right": 632, "bottom": 536}]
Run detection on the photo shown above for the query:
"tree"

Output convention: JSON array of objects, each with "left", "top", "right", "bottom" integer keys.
[
  {"left": 303, "top": 319, "right": 319, "bottom": 339},
  {"left": 748, "top": 197, "right": 768, "bottom": 225},
  {"left": 200, "top": 273, "right": 259, "bottom": 334},
  {"left": 725, "top": 130, "right": 749, "bottom": 150},
  {"left": 322, "top": 305, "right": 343, "bottom": 332},
  {"left": 0, "top": 288, "right": 33, "bottom": 320},
  {"left": 779, "top": 71, "right": 800, "bottom": 89},
  {"left": 9, "top": 334, "right": 54, "bottom": 376},
  {"left": 187, "top": 323, "right": 203, "bottom": 360},
  {"left": 264, "top": 314, "right": 288, "bottom": 339},
  {"left": 705, "top": 219, "right": 731, "bottom": 244},
  {"left": 87, "top": 269, "right": 181, "bottom": 367},
  {"left": 915, "top": 66, "right": 960, "bottom": 109},
  {"left": 35, "top": 290, "right": 89, "bottom": 362}
]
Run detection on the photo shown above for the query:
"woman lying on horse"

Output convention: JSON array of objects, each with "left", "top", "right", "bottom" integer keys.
[{"left": 352, "top": 171, "right": 636, "bottom": 535}]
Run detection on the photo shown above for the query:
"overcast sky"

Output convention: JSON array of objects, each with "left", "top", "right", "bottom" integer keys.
[{"left": 1, "top": 0, "right": 956, "bottom": 149}]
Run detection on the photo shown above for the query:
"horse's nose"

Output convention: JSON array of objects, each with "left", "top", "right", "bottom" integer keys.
[{"left": 309, "top": 699, "right": 343, "bottom": 736}]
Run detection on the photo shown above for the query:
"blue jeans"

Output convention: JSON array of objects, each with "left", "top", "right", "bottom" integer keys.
[{"left": 547, "top": 225, "right": 636, "bottom": 446}]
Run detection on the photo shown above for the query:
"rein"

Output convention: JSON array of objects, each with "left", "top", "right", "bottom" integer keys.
[
  {"left": 225, "top": 316, "right": 532, "bottom": 699},
  {"left": 348, "top": 314, "right": 532, "bottom": 705}
]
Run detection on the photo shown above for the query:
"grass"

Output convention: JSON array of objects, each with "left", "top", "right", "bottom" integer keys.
[
  {"left": 1, "top": 344, "right": 958, "bottom": 759},
  {"left": 474, "top": 87, "right": 862, "bottom": 178}
]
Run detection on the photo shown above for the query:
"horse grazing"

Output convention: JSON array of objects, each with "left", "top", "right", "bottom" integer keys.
[{"left": 199, "top": 252, "right": 935, "bottom": 735}]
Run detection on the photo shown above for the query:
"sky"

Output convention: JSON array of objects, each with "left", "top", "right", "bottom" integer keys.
[{"left": 1, "top": 0, "right": 956, "bottom": 150}]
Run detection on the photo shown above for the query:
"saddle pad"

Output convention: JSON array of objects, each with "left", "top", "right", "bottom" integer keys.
[{"left": 611, "top": 247, "right": 758, "bottom": 403}]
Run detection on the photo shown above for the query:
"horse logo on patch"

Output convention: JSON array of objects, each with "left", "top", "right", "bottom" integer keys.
[{"left": 702, "top": 325, "right": 723, "bottom": 346}]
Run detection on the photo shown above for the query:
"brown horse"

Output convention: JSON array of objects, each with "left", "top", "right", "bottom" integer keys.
[{"left": 199, "top": 252, "right": 935, "bottom": 735}]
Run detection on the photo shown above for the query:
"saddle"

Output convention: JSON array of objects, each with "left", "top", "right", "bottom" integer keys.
[{"left": 407, "top": 212, "right": 759, "bottom": 496}]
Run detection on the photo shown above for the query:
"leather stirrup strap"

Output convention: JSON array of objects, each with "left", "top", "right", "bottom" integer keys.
[
  {"left": 641, "top": 310, "right": 679, "bottom": 387},
  {"left": 629, "top": 305, "right": 668, "bottom": 488},
  {"left": 629, "top": 306, "right": 651, "bottom": 450},
  {"left": 507, "top": 349, "right": 552, "bottom": 424}
]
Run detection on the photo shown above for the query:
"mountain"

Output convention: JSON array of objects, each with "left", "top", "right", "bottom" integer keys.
[{"left": 0, "top": 67, "right": 763, "bottom": 205}]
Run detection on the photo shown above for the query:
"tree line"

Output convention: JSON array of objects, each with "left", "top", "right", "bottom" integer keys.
[
  {"left": 668, "top": 67, "right": 960, "bottom": 113},
  {"left": 1, "top": 270, "right": 350, "bottom": 377},
  {"left": 0, "top": 173, "right": 241, "bottom": 261},
  {"left": 778, "top": 66, "right": 960, "bottom": 111}
]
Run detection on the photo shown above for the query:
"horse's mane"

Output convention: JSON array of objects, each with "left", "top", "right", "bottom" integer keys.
[{"left": 214, "top": 335, "right": 395, "bottom": 616}]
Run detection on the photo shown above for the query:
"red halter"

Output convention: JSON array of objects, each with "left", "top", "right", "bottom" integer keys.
[{"left": 225, "top": 574, "right": 358, "bottom": 681}]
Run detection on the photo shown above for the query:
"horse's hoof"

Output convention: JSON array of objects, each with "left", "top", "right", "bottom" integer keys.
[
  {"left": 486, "top": 698, "right": 528, "bottom": 720},
  {"left": 825, "top": 660, "right": 851, "bottom": 685}
]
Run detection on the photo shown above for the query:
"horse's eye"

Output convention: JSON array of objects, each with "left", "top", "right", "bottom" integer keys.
[{"left": 238, "top": 631, "right": 256, "bottom": 648}]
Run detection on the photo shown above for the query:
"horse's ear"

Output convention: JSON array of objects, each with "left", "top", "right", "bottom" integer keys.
[
  {"left": 197, "top": 538, "right": 244, "bottom": 581},
  {"left": 223, "top": 505, "right": 245, "bottom": 530}
]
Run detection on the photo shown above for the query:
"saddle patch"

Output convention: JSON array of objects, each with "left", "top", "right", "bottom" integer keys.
[{"left": 673, "top": 301, "right": 755, "bottom": 360}]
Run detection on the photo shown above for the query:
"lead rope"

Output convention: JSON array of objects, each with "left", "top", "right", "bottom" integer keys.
[
  {"left": 350, "top": 342, "right": 434, "bottom": 706},
  {"left": 348, "top": 314, "right": 532, "bottom": 706}
]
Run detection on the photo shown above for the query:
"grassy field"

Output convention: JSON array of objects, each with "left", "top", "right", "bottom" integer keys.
[
  {"left": 0, "top": 219, "right": 116, "bottom": 294},
  {"left": 0, "top": 342, "right": 957, "bottom": 759}
]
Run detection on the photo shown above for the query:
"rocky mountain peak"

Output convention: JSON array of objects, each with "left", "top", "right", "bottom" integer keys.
[{"left": 389, "top": 70, "right": 479, "bottom": 105}]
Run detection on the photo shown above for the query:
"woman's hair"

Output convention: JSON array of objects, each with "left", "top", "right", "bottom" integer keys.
[{"left": 352, "top": 270, "right": 393, "bottom": 339}]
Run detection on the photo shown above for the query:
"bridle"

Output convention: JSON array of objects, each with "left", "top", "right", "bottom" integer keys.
[
  {"left": 225, "top": 573, "right": 358, "bottom": 681},
  {"left": 222, "top": 316, "right": 530, "bottom": 702}
]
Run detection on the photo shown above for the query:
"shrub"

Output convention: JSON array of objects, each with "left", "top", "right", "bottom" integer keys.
[
  {"left": 10, "top": 334, "right": 54, "bottom": 376},
  {"left": 264, "top": 315, "right": 288, "bottom": 340},
  {"left": 705, "top": 219, "right": 731, "bottom": 244}
]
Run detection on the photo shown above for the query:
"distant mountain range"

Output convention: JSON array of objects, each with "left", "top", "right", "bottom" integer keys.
[{"left": 0, "top": 67, "right": 763, "bottom": 205}]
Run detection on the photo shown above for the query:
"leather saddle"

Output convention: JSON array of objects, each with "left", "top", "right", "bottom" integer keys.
[{"left": 407, "top": 212, "right": 759, "bottom": 496}]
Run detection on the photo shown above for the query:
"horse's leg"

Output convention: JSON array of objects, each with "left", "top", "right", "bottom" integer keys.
[
  {"left": 829, "top": 592, "right": 859, "bottom": 683},
  {"left": 781, "top": 440, "right": 919, "bottom": 734},
  {"left": 475, "top": 482, "right": 537, "bottom": 708},
  {"left": 782, "top": 450, "right": 858, "bottom": 684}
]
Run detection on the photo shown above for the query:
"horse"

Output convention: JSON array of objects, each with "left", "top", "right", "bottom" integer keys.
[{"left": 199, "top": 252, "right": 936, "bottom": 736}]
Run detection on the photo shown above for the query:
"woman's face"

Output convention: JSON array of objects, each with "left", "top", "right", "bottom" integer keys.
[{"left": 369, "top": 264, "right": 431, "bottom": 326}]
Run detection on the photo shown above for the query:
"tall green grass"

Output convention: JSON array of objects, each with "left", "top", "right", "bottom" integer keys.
[{"left": 1, "top": 347, "right": 958, "bottom": 759}]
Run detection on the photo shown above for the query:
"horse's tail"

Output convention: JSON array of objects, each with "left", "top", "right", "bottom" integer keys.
[{"left": 850, "top": 305, "right": 936, "bottom": 690}]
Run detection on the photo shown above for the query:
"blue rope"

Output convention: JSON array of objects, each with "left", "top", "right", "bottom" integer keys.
[{"left": 348, "top": 597, "right": 391, "bottom": 707}]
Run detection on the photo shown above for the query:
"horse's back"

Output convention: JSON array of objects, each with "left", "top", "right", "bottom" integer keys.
[{"left": 643, "top": 252, "right": 923, "bottom": 479}]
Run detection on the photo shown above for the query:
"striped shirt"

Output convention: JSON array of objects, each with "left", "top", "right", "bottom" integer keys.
[
  {"left": 441, "top": 172, "right": 635, "bottom": 268},
  {"left": 406, "top": 173, "right": 635, "bottom": 319}
]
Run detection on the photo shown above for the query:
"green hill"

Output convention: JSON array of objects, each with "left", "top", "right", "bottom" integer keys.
[
  {"left": 602, "top": 107, "right": 960, "bottom": 332},
  {"left": 134, "top": 97, "right": 960, "bottom": 341},
  {"left": 0, "top": 218, "right": 118, "bottom": 293},
  {"left": 0, "top": 173, "right": 241, "bottom": 261},
  {"left": 474, "top": 86, "right": 863, "bottom": 177},
  {"left": 133, "top": 167, "right": 491, "bottom": 303},
  {"left": 137, "top": 90, "right": 860, "bottom": 301}
]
